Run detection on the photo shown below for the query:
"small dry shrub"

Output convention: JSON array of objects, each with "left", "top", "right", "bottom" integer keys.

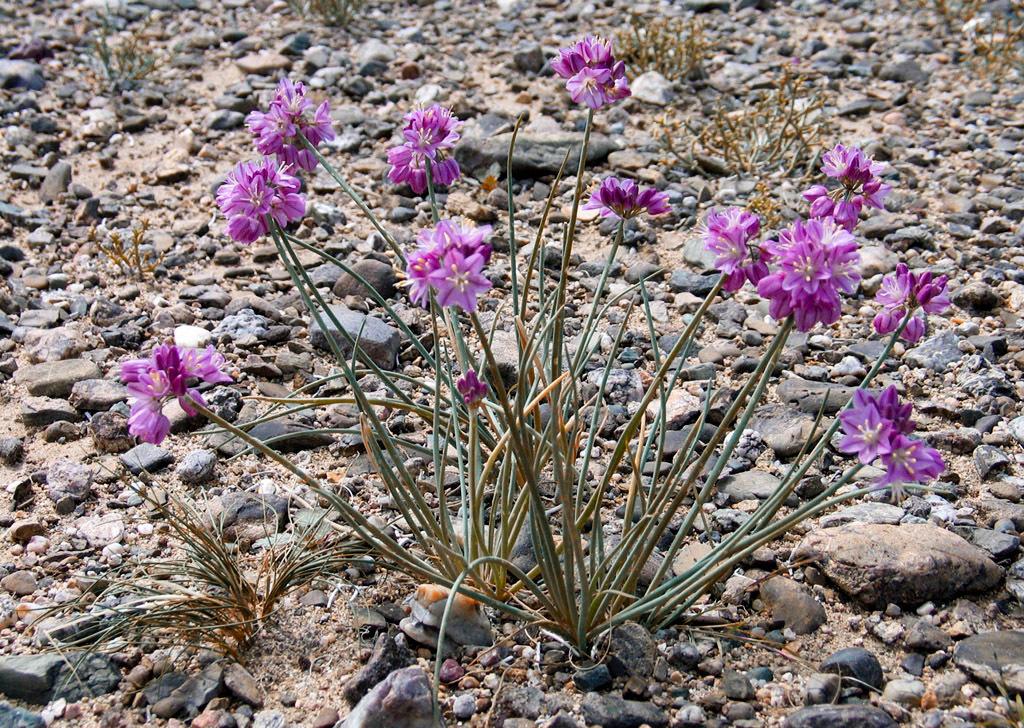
[
  {"left": 659, "top": 62, "right": 829, "bottom": 177},
  {"left": 616, "top": 13, "right": 707, "bottom": 81},
  {"left": 287, "top": 0, "right": 364, "bottom": 26},
  {"left": 38, "top": 494, "right": 360, "bottom": 660},
  {"left": 918, "top": 0, "right": 1024, "bottom": 74},
  {"left": 91, "top": 11, "right": 158, "bottom": 90},
  {"left": 93, "top": 219, "right": 164, "bottom": 280}
]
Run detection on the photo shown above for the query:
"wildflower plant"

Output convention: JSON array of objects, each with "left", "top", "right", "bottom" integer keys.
[{"left": 132, "top": 40, "right": 952, "bottom": 700}]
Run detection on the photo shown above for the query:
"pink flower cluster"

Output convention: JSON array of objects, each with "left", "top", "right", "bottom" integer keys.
[
  {"left": 839, "top": 386, "right": 944, "bottom": 494},
  {"left": 584, "top": 178, "right": 670, "bottom": 220},
  {"left": 456, "top": 369, "right": 488, "bottom": 406},
  {"left": 121, "top": 344, "right": 233, "bottom": 444},
  {"left": 387, "top": 105, "right": 462, "bottom": 195},
  {"left": 701, "top": 207, "right": 770, "bottom": 293},
  {"left": 803, "top": 144, "right": 891, "bottom": 231},
  {"left": 406, "top": 219, "right": 492, "bottom": 312},
  {"left": 873, "top": 263, "right": 950, "bottom": 343},
  {"left": 551, "top": 36, "right": 630, "bottom": 110},
  {"left": 757, "top": 218, "right": 861, "bottom": 332},
  {"left": 215, "top": 159, "right": 306, "bottom": 245},
  {"left": 246, "top": 78, "right": 335, "bottom": 173}
]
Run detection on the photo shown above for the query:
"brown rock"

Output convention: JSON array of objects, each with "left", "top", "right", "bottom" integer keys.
[{"left": 794, "top": 524, "right": 1002, "bottom": 608}]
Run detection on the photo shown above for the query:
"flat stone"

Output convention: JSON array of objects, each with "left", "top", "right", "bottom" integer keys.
[
  {"left": 121, "top": 443, "right": 174, "bottom": 474},
  {"left": 309, "top": 305, "right": 401, "bottom": 370},
  {"left": 237, "top": 52, "right": 292, "bottom": 74},
  {"left": 0, "top": 702, "right": 45, "bottom": 728},
  {"left": 719, "top": 470, "right": 782, "bottom": 503},
  {"left": 20, "top": 397, "right": 79, "bottom": 427},
  {"left": 343, "top": 634, "right": 413, "bottom": 706},
  {"left": 14, "top": 359, "right": 102, "bottom": 398},
  {"left": 223, "top": 663, "right": 263, "bottom": 708},
  {"left": 39, "top": 162, "right": 71, "bottom": 203},
  {"left": 630, "top": 71, "right": 673, "bottom": 105},
  {"left": 0, "top": 653, "right": 120, "bottom": 704},
  {"left": 904, "top": 332, "right": 963, "bottom": 373},
  {"left": 760, "top": 576, "right": 826, "bottom": 635},
  {"left": 580, "top": 693, "right": 669, "bottom": 728},
  {"left": 69, "top": 379, "right": 128, "bottom": 411},
  {"left": 953, "top": 631, "right": 1024, "bottom": 695},
  {"left": 455, "top": 132, "right": 617, "bottom": 178},
  {"left": 341, "top": 667, "right": 434, "bottom": 728},
  {"left": 794, "top": 523, "right": 1002, "bottom": 608},
  {"left": 821, "top": 647, "right": 883, "bottom": 691},
  {"left": 783, "top": 704, "right": 896, "bottom": 727},
  {"left": 776, "top": 377, "right": 855, "bottom": 415},
  {"left": 74, "top": 513, "right": 124, "bottom": 548},
  {"left": 819, "top": 502, "right": 904, "bottom": 527}
]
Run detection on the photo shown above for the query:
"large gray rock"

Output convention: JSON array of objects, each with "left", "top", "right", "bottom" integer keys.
[
  {"left": 953, "top": 631, "right": 1024, "bottom": 695},
  {"left": 904, "top": 331, "right": 964, "bottom": 373},
  {"left": 455, "top": 132, "right": 617, "bottom": 178},
  {"left": 309, "top": 305, "right": 401, "bottom": 370},
  {"left": 0, "top": 60, "right": 44, "bottom": 90},
  {"left": 14, "top": 359, "right": 102, "bottom": 398},
  {"left": 580, "top": 693, "right": 669, "bottom": 728},
  {"left": 783, "top": 704, "right": 896, "bottom": 727},
  {"left": 341, "top": 667, "right": 437, "bottom": 728},
  {"left": 794, "top": 523, "right": 1002, "bottom": 608},
  {"left": 0, "top": 702, "right": 45, "bottom": 728},
  {"left": 343, "top": 634, "right": 414, "bottom": 706},
  {"left": 759, "top": 577, "right": 826, "bottom": 635},
  {"left": 0, "top": 653, "right": 120, "bottom": 704}
]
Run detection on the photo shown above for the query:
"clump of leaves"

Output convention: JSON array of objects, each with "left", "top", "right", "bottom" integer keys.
[
  {"left": 287, "top": 0, "right": 363, "bottom": 26},
  {"left": 660, "top": 62, "right": 829, "bottom": 177},
  {"left": 616, "top": 13, "right": 707, "bottom": 81},
  {"left": 93, "top": 219, "right": 164, "bottom": 280},
  {"left": 91, "top": 11, "right": 158, "bottom": 91},
  {"left": 38, "top": 493, "right": 359, "bottom": 660},
  {"left": 918, "top": 0, "right": 1024, "bottom": 74}
]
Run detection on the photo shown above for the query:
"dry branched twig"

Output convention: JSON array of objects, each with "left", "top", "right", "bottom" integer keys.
[
  {"left": 747, "top": 181, "right": 783, "bottom": 230},
  {"left": 287, "top": 0, "right": 363, "bottom": 26},
  {"left": 918, "top": 0, "right": 1024, "bottom": 74},
  {"left": 91, "top": 11, "right": 158, "bottom": 90},
  {"left": 93, "top": 219, "right": 164, "bottom": 280},
  {"left": 38, "top": 494, "right": 361, "bottom": 660},
  {"left": 616, "top": 13, "right": 707, "bottom": 81},
  {"left": 660, "top": 62, "right": 829, "bottom": 177}
]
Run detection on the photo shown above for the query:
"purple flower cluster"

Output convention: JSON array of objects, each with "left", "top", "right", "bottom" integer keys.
[
  {"left": 803, "top": 144, "right": 891, "bottom": 231},
  {"left": 215, "top": 159, "right": 306, "bottom": 245},
  {"left": 839, "top": 386, "right": 944, "bottom": 494},
  {"left": 584, "top": 178, "right": 670, "bottom": 220},
  {"left": 701, "top": 207, "right": 771, "bottom": 292},
  {"left": 246, "top": 78, "right": 335, "bottom": 173},
  {"left": 121, "top": 344, "right": 232, "bottom": 444},
  {"left": 456, "top": 369, "right": 488, "bottom": 407},
  {"left": 551, "top": 36, "right": 630, "bottom": 110},
  {"left": 873, "top": 263, "right": 950, "bottom": 343},
  {"left": 756, "top": 218, "right": 861, "bottom": 332},
  {"left": 387, "top": 105, "right": 462, "bottom": 195},
  {"left": 406, "top": 219, "right": 492, "bottom": 312}
]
